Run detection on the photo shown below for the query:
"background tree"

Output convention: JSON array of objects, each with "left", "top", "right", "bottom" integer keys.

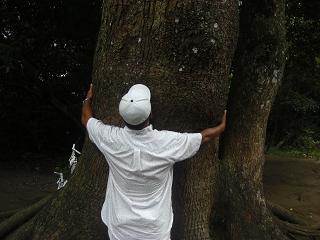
[
  {"left": 267, "top": 0, "right": 320, "bottom": 154},
  {"left": 218, "top": 0, "right": 287, "bottom": 238},
  {"left": 0, "top": 0, "right": 101, "bottom": 159}
]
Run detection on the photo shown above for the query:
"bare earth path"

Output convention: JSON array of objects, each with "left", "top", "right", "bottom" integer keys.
[
  {"left": 1, "top": 155, "right": 319, "bottom": 225},
  {"left": 0, "top": 169, "right": 56, "bottom": 212},
  {"left": 0, "top": 155, "right": 58, "bottom": 213},
  {"left": 263, "top": 155, "right": 320, "bottom": 225}
]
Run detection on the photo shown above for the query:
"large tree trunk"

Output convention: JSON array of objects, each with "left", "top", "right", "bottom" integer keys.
[
  {"left": 2, "top": 0, "right": 294, "bottom": 239},
  {"left": 2, "top": 1, "right": 238, "bottom": 240},
  {"left": 93, "top": 0, "right": 239, "bottom": 239},
  {"left": 2, "top": 0, "right": 291, "bottom": 239},
  {"left": 218, "top": 0, "right": 287, "bottom": 239}
]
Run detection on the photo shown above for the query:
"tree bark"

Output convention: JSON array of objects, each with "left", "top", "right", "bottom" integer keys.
[
  {"left": 2, "top": 1, "right": 238, "bottom": 240},
  {"left": 2, "top": 0, "right": 291, "bottom": 239},
  {"left": 218, "top": 0, "right": 287, "bottom": 239},
  {"left": 93, "top": 1, "right": 238, "bottom": 239}
]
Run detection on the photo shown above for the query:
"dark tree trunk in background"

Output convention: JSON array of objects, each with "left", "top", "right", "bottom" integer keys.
[
  {"left": 2, "top": 0, "right": 289, "bottom": 239},
  {"left": 218, "top": 0, "right": 287, "bottom": 239}
]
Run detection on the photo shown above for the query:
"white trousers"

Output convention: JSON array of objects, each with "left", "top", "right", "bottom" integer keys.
[{"left": 108, "top": 230, "right": 171, "bottom": 240}]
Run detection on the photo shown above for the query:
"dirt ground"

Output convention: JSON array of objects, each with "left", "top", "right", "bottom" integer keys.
[
  {"left": 0, "top": 155, "right": 319, "bottom": 226},
  {"left": 264, "top": 155, "right": 320, "bottom": 225},
  {"left": 0, "top": 168, "right": 57, "bottom": 213}
]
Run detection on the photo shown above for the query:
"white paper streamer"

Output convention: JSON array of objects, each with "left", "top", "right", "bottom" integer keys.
[
  {"left": 54, "top": 172, "right": 68, "bottom": 190},
  {"left": 69, "top": 144, "right": 81, "bottom": 174}
]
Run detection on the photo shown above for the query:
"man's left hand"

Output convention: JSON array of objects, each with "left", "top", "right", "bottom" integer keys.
[{"left": 86, "top": 83, "right": 93, "bottom": 99}]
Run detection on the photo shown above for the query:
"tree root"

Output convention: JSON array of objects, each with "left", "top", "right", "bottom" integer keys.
[
  {"left": 0, "top": 209, "right": 21, "bottom": 221},
  {"left": 267, "top": 201, "right": 309, "bottom": 225},
  {"left": 3, "top": 215, "right": 36, "bottom": 240},
  {"left": 277, "top": 219, "right": 320, "bottom": 237},
  {"left": 0, "top": 194, "right": 53, "bottom": 239},
  {"left": 268, "top": 201, "right": 320, "bottom": 240},
  {"left": 287, "top": 232, "right": 301, "bottom": 240}
]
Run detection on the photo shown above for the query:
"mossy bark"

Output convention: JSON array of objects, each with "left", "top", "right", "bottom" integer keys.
[{"left": 218, "top": 0, "right": 287, "bottom": 239}]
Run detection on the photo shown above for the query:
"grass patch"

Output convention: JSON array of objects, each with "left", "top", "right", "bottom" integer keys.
[{"left": 267, "top": 147, "right": 320, "bottom": 160}]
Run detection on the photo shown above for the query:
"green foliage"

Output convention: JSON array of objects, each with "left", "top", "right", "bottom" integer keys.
[
  {"left": 283, "top": 90, "right": 319, "bottom": 113},
  {"left": 294, "top": 128, "right": 319, "bottom": 149},
  {"left": 0, "top": 0, "right": 101, "bottom": 156},
  {"left": 267, "top": 0, "right": 320, "bottom": 150},
  {"left": 267, "top": 146, "right": 320, "bottom": 160}
]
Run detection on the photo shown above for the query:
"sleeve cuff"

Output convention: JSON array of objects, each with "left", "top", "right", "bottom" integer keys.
[
  {"left": 86, "top": 117, "right": 96, "bottom": 129},
  {"left": 193, "top": 133, "right": 202, "bottom": 153}
]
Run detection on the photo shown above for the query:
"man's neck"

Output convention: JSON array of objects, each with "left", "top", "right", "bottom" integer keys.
[{"left": 125, "top": 120, "right": 150, "bottom": 130}]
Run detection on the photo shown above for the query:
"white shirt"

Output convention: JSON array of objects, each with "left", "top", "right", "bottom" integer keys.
[{"left": 87, "top": 118, "right": 202, "bottom": 240}]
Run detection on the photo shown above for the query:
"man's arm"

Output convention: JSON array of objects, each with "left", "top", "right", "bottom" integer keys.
[
  {"left": 81, "top": 84, "right": 93, "bottom": 127},
  {"left": 201, "top": 110, "right": 227, "bottom": 144}
]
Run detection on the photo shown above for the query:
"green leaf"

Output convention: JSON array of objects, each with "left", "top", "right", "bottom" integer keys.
[{"left": 315, "top": 56, "right": 320, "bottom": 65}]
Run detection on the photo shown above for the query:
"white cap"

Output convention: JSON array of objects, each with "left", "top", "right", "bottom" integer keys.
[{"left": 119, "top": 84, "right": 151, "bottom": 125}]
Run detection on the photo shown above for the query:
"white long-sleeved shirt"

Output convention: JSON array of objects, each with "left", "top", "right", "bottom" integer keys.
[{"left": 87, "top": 117, "right": 202, "bottom": 240}]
